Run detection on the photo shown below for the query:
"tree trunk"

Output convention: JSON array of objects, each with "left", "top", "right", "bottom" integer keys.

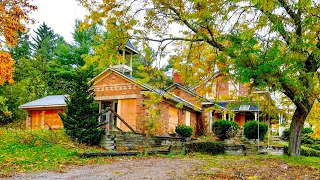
[{"left": 288, "top": 107, "right": 308, "bottom": 156}]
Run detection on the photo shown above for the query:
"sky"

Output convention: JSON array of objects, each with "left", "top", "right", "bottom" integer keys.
[
  {"left": 28, "top": 0, "right": 171, "bottom": 67},
  {"left": 29, "top": 0, "right": 87, "bottom": 43}
]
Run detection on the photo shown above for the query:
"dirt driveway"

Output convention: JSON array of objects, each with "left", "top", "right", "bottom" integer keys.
[
  {"left": 6, "top": 157, "right": 203, "bottom": 180},
  {"left": 5, "top": 156, "right": 320, "bottom": 180}
]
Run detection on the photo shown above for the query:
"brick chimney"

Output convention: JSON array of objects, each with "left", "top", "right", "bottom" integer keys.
[{"left": 173, "top": 72, "right": 183, "bottom": 85}]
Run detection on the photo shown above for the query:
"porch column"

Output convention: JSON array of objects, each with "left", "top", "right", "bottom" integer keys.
[
  {"left": 254, "top": 112, "right": 258, "bottom": 121},
  {"left": 98, "top": 101, "right": 102, "bottom": 123},
  {"left": 121, "top": 48, "right": 125, "bottom": 65},
  {"left": 223, "top": 111, "right": 227, "bottom": 120}
]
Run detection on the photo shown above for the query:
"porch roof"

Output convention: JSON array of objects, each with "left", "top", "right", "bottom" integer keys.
[
  {"left": 217, "top": 101, "right": 260, "bottom": 112},
  {"left": 19, "top": 95, "right": 68, "bottom": 109}
]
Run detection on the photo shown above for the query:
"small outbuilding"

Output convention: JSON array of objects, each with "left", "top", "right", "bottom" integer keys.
[{"left": 19, "top": 95, "right": 67, "bottom": 130}]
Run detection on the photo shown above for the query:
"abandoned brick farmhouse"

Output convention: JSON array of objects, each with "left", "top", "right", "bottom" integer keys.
[{"left": 20, "top": 42, "right": 284, "bottom": 136}]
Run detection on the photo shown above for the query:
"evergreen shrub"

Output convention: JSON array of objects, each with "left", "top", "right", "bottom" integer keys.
[
  {"left": 175, "top": 125, "right": 193, "bottom": 137},
  {"left": 243, "top": 121, "right": 268, "bottom": 141},
  {"left": 212, "top": 120, "right": 240, "bottom": 140}
]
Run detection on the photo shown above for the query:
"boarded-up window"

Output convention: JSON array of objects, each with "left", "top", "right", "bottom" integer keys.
[
  {"left": 117, "top": 99, "right": 137, "bottom": 131},
  {"left": 31, "top": 110, "right": 42, "bottom": 130},
  {"left": 169, "top": 106, "right": 179, "bottom": 132},
  {"left": 44, "top": 110, "right": 64, "bottom": 129},
  {"left": 185, "top": 111, "right": 191, "bottom": 126}
]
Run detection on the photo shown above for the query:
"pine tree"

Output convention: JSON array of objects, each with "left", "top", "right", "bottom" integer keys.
[
  {"left": 59, "top": 69, "right": 103, "bottom": 145},
  {"left": 31, "top": 22, "right": 57, "bottom": 61}
]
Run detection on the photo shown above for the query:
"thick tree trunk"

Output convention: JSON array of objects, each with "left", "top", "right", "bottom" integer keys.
[{"left": 288, "top": 108, "right": 308, "bottom": 156}]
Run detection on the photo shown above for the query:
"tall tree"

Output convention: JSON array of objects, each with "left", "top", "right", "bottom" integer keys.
[
  {"left": 78, "top": 0, "right": 320, "bottom": 156},
  {"left": 9, "top": 31, "right": 32, "bottom": 61},
  {"left": 58, "top": 69, "right": 103, "bottom": 145},
  {"left": 31, "top": 22, "right": 57, "bottom": 61},
  {"left": 0, "top": 0, "right": 37, "bottom": 85}
]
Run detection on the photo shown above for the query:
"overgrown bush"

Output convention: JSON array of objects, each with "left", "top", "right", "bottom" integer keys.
[
  {"left": 212, "top": 120, "right": 239, "bottom": 140},
  {"left": 175, "top": 125, "right": 193, "bottom": 137},
  {"left": 186, "top": 142, "right": 225, "bottom": 155},
  {"left": 243, "top": 121, "right": 268, "bottom": 141}
]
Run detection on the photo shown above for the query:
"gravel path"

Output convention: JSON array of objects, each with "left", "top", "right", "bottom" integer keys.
[{"left": 6, "top": 157, "right": 204, "bottom": 180}]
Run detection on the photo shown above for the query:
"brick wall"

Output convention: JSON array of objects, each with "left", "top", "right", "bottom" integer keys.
[
  {"left": 170, "top": 88, "right": 198, "bottom": 105},
  {"left": 92, "top": 71, "right": 200, "bottom": 136},
  {"left": 93, "top": 73, "right": 142, "bottom": 97},
  {"left": 215, "top": 75, "right": 229, "bottom": 98}
]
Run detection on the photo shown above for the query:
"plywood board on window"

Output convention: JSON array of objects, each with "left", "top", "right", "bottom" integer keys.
[
  {"left": 185, "top": 111, "right": 191, "bottom": 126},
  {"left": 169, "top": 106, "right": 179, "bottom": 133},
  {"left": 117, "top": 99, "right": 137, "bottom": 131}
]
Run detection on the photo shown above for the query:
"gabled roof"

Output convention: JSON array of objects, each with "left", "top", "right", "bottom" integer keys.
[
  {"left": 125, "top": 41, "right": 139, "bottom": 54},
  {"left": 19, "top": 95, "right": 68, "bottom": 109},
  {"left": 165, "top": 83, "right": 211, "bottom": 103},
  {"left": 89, "top": 68, "right": 150, "bottom": 90}
]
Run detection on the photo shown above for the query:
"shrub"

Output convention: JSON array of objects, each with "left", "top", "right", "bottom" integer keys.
[
  {"left": 302, "top": 127, "right": 314, "bottom": 134},
  {"left": 186, "top": 142, "right": 225, "bottom": 155},
  {"left": 212, "top": 120, "right": 239, "bottom": 140},
  {"left": 243, "top": 121, "right": 268, "bottom": 141},
  {"left": 284, "top": 146, "right": 320, "bottom": 157},
  {"left": 175, "top": 125, "right": 193, "bottom": 137},
  {"left": 309, "top": 144, "right": 320, "bottom": 151},
  {"left": 282, "top": 127, "right": 315, "bottom": 141},
  {"left": 301, "top": 134, "right": 314, "bottom": 144}
]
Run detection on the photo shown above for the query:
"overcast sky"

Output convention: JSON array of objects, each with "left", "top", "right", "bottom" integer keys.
[{"left": 29, "top": 0, "right": 87, "bottom": 43}]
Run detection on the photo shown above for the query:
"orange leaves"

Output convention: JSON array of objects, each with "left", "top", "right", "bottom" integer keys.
[
  {"left": 0, "top": 0, "right": 36, "bottom": 85},
  {"left": 0, "top": 52, "right": 15, "bottom": 85},
  {"left": 0, "top": 0, "right": 37, "bottom": 48}
]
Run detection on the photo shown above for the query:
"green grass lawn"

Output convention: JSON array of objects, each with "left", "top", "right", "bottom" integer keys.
[{"left": 0, "top": 128, "right": 111, "bottom": 177}]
